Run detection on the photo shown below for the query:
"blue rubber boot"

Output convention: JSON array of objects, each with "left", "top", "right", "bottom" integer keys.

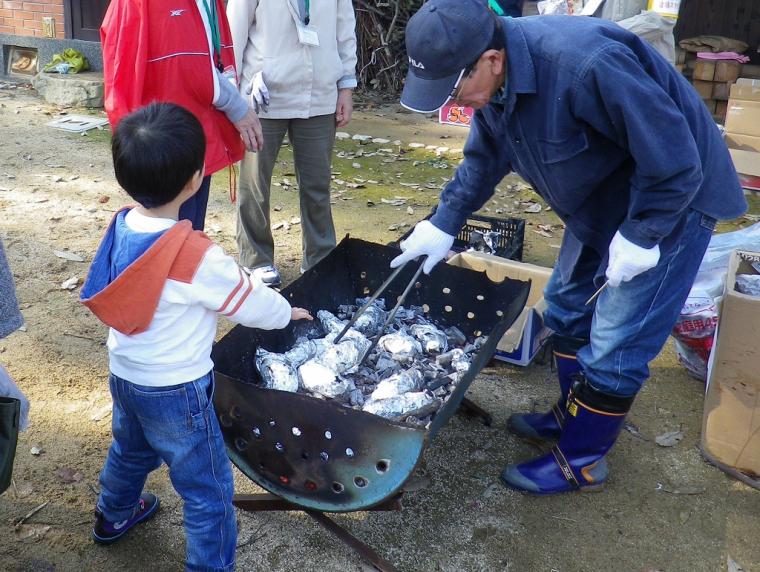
[
  {"left": 501, "top": 378, "right": 634, "bottom": 495},
  {"left": 507, "top": 334, "right": 587, "bottom": 442}
]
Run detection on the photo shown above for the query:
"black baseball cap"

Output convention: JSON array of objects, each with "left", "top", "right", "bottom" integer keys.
[{"left": 401, "top": 0, "right": 498, "bottom": 113}]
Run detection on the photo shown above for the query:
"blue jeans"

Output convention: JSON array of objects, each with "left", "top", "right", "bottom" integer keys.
[
  {"left": 97, "top": 372, "right": 236, "bottom": 572},
  {"left": 179, "top": 175, "right": 212, "bottom": 231},
  {"left": 542, "top": 209, "right": 716, "bottom": 397}
]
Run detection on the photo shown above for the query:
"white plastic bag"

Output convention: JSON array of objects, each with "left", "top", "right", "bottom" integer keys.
[
  {"left": 0, "top": 364, "right": 29, "bottom": 431},
  {"left": 617, "top": 10, "right": 676, "bottom": 64},
  {"left": 672, "top": 222, "right": 760, "bottom": 380},
  {"left": 538, "top": 0, "right": 574, "bottom": 15}
]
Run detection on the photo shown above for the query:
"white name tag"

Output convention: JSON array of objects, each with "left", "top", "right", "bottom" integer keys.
[{"left": 297, "top": 24, "right": 320, "bottom": 47}]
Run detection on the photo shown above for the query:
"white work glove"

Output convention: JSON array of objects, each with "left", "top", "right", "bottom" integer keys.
[
  {"left": 246, "top": 71, "right": 269, "bottom": 114},
  {"left": 605, "top": 230, "right": 660, "bottom": 288},
  {"left": 390, "top": 220, "right": 456, "bottom": 274}
]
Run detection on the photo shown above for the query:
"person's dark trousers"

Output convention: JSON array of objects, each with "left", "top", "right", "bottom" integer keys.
[
  {"left": 179, "top": 175, "right": 212, "bottom": 231},
  {"left": 0, "top": 396, "right": 20, "bottom": 494}
]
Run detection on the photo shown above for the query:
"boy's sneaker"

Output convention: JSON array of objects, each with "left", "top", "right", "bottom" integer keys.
[
  {"left": 92, "top": 493, "right": 160, "bottom": 545},
  {"left": 248, "top": 265, "right": 281, "bottom": 287}
]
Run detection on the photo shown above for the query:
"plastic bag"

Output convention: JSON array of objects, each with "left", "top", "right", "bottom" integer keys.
[
  {"left": 43, "top": 48, "right": 90, "bottom": 74},
  {"left": 538, "top": 0, "right": 575, "bottom": 15},
  {"left": 736, "top": 274, "right": 760, "bottom": 297},
  {"left": 600, "top": 0, "right": 647, "bottom": 21},
  {"left": 0, "top": 364, "right": 29, "bottom": 431},
  {"left": 617, "top": 11, "right": 676, "bottom": 64},
  {"left": 672, "top": 222, "right": 760, "bottom": 380}
]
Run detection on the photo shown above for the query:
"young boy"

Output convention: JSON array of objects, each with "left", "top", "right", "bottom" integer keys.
[{"left": 80, "top": 102, "right": 310, "bottom": 571}]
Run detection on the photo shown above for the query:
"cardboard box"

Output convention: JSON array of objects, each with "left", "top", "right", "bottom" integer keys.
[
  {"left": 446, "top": 252, "right": 553, "bottom": 366},
  {"left": 712, "top": 81, "right": 732, "bottom": 101},
  {"left": 714, "top": 60, "right": 742, "bottom": 83},
  {"left": 693, "top": 59, "right": 715, "bottom": 81},
  {"left": 715, "top": 100, "right": 728, "bottom": 120},
  {"left": 692, "top": 79, "right": 714, "bottom": 99},
  {"left": 726, "top": 133, "right": 760, "bottom": 178},
  {"left": 702, "top": 98, "right": 717, "bottom": 114},
  {"left": 702, "top": 250, "right": 760, "bottom": 479},
  {"left": 730, "top": 78, "right": 760, "bottom": 102},
  {"left": 725, "top": 99, "right": 760, "bottom": 137}
]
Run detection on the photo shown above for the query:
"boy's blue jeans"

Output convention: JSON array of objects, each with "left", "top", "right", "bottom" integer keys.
[
  {"left": 97, "top": 372, "right": 236, "bottom": 572},
  {"left": 543, "top": 208, "right": 716, "bottom": 397}
]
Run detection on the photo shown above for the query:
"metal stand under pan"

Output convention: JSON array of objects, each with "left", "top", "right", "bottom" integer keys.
[{"left": 212, "top": 237, "right": 530, "bottom": 570}]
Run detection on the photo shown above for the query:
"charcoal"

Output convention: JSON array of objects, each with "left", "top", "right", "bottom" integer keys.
[
  {"left": 337, "top": 304, "right": 357, "bottom": 319},
  {"left": 348, "top": 388, "right": 365, "bottom": 407},
  {"left": 433, "top": 386, "right": 448, "bottom": 398},
  {"left": 444, "top": 326, "right": 468, "bottom": 346}
]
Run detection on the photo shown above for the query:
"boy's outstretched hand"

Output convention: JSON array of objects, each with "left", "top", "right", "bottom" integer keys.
[{"left": 291, "top": 307, "right": 313, "bottom": 321}]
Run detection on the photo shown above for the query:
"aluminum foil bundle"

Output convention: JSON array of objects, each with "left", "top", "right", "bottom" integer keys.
[
  {"left": 436, "top": 348, "right": 471, "bottom": 373},
  {"left": 363, "top": 391, "right": 443, "bottom": 420},
  {"left": 317, "top": 310, "right": 346, "bottom": 334},
  {"left": 298, "top": 360, "right": 354, "bottom": 400},
  {"left": 410, "top": 324, "right": 448, "bottom": 355},
  {"left": 255, "top": 348, "right": 299, "bottom": 393},
  {"left": 351, "top": 303, "right": 386, "bottom": 336},
  {"left": 370, "top": 368, "right": 424, "bottom": 401},
  {"left": 318, "top": 339, "right": 365, "bottom": 374},
  {"left": 283, "top": 338, "right": 331, "bottom": 368},
  {"left": 255, "top": 300, "right": 487, "bottom": 426},
  {"left": 377, "top": 332, "right": 422, "bottom": 362}
]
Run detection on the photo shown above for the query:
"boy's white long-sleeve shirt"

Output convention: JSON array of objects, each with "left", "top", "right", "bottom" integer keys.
[{"left": 86, "top": 210, "right": 292, "bottom": 387}]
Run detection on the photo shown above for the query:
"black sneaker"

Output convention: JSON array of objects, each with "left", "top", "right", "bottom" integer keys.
[{"left": 92, "top": 493, "right": 160, "bottom": 545}]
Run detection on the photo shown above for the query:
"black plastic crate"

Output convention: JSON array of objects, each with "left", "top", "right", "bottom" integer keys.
[{"left": 399, "top": 213, "right": 525, "bottom": 261}]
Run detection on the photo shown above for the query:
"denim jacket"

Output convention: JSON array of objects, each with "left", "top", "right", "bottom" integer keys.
[{"left": 431, "top": 16, "right": 746, "bottom": 273}]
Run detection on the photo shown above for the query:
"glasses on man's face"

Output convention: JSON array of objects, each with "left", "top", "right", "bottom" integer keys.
[{"left": 449, "top": 67, "right": 475, "bottom": 102}]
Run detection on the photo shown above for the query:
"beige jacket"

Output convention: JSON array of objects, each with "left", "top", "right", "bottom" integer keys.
[{"left": 227, "top": 0, "right": 357, "bottom": 119}]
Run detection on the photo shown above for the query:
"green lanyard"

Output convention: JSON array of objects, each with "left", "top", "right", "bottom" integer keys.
[
  {"left": 304, "top": 0, "right": 310, "bottom": 25},
  {"left": 201, "top": 0, "right": 223, "bottom": 71},
  {"left": 488, "top": 0, "right": 505, "bottom": 15}
]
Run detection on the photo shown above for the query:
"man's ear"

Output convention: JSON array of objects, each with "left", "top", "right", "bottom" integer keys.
[{"left": 484, "top": 48, "right": 506, "bottom": 76}]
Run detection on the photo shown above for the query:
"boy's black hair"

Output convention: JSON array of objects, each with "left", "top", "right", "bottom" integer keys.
[{"left": 111, "top": 102, "right": 206, "bottom": 208}]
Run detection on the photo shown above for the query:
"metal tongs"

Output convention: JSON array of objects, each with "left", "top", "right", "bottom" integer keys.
[{"left": 333, "top": 260, "right": 426, "bottom": 366}]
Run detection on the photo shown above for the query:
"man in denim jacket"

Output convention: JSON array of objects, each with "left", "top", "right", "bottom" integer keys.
[{"left": 393, "top": 0, "right": 746, "bottom": 495}]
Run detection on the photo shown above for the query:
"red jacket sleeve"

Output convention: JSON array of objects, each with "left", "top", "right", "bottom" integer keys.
[{"left": 100, "top": 0, "right": 148, "bottom": 127}]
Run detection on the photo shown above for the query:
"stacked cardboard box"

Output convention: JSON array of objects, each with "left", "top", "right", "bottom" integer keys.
[
  {"left": 692, "top": 58, "right": 743, "bottom": 121},
  {"left": 702, "top": 250, "right": 760, "bottom": 486},
  {"left": 725, "top": 78, "right": 760, "bottom": 191}
]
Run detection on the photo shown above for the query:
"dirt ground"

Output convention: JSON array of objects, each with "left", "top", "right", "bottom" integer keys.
[{"left": 1, "top": 83, "right": 760, "bottom": 572}]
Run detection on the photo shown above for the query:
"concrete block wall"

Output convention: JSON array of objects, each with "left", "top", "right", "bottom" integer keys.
[
  {"left": 0, "top": 0, "right": 65, "bottom": 39},
  {"left": 0, "top": 34, "right": 102, "bottom": 75}
]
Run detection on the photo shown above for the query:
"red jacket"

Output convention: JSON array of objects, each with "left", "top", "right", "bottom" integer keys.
[{"left": 101, "top": 0, "right": 244, "bottom": 175}]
